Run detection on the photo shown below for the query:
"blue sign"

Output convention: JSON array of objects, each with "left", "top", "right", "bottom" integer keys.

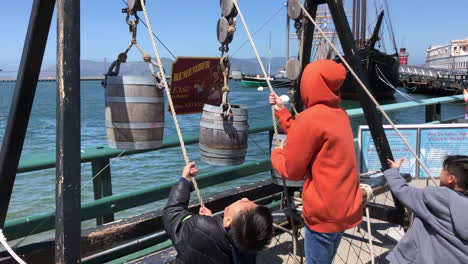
[
  {"left": 359, "top": 124, "right": 468, "bottom": 179},
  {"left": 419, "top": 127, "right": 468, "bottom": 178},
  {"left": 360, "top": 128, "right": 418, "bottom": 177}
]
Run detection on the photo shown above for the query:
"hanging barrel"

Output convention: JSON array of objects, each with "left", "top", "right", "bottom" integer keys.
[
  {"left": 270, "top": 134, "right": 305, "bottom": 187},
  {"left": 199, "top": 104, "right": 249, "bottom": 166},
  {"left": 104, "top": 75, "right": 164, "bottom": 150}
]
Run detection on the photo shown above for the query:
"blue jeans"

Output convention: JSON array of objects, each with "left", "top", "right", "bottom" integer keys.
[{"left": 305, "top": 225, "right": 343, "bottom": 264}]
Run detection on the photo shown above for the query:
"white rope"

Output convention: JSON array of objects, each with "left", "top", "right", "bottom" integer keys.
[
  {"left": 0, "top": 229, "right": 27, "bottom": 264},
  {"left": 359, "top": 184, "right": 375, "bottom": 264},
  {"left": 365, "top": 207, "right": 376, "bottom": 264},
  {"left": 139, "top": 0, "right": 204, "bottom": 208},
  {"left": 232, "top": 0, "right": 279, "bottom": 139},
  {"left": 298, "top": 2, "right": 437, "bottom": 185}
]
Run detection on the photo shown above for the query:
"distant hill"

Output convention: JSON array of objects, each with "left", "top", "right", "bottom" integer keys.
[
  {"left": 230, "top": 57, "right": 287, "bottom": 75},
  {"left": 40, "top": 58, "right": 175, "bottom": 78},
  {"left": 0, "top": 57, "right": 288, "bottom": 79}
]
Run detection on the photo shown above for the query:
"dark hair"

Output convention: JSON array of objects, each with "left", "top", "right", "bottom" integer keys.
[
  {"left": 442, "top": 155, "right": 468, "bottom": 190},
  {"left": 229, "top": 205, "right": 273, "bottom": 253}
]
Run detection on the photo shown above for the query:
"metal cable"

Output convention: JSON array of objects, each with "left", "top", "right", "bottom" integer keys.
[
  {"left": 230, "top": 3, "right": 286, "bottom": 58},
  {"left": 298, "top": 2, "right": 437, "bottom": 185},
  {"left": 382, "top": 0, "right": 398, "bottom": 54},
  {"left": 375, "top": 64, "right": 416, "bottom": 102},
  {"left": 139, "top": 0, "right": 204, "bottom": 208}
]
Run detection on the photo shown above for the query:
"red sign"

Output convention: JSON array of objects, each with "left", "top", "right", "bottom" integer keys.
[{"left": 169, "top": 57, "right": 223, "bottom": 114}]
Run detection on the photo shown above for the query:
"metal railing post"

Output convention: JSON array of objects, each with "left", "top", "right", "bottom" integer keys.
[
  {"left": 91, "top": 158, "right": 114, "bottom": 225},
  {"left": 425, "top": 103, "right": 441, "bottom": 122}
]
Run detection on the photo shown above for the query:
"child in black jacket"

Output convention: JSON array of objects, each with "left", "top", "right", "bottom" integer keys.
[{"left": 163, "top": 162, "right": 273, "bottom": 264}]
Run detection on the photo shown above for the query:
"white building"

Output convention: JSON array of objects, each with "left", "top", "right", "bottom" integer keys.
[{"left": 425, "top": 38, "right": 468, "bottom": 71}]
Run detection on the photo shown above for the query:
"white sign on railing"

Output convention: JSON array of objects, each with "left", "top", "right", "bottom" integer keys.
[{"left": 358, "top": 124, "right": 468, "bottom": 179}]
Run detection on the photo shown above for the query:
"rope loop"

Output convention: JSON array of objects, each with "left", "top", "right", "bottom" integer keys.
[
  {"left": 220, "top": 102, "right": 233, "bottom": 120},
  {"left": 125, "top": 12, "right": 139, "bottom": 26}
]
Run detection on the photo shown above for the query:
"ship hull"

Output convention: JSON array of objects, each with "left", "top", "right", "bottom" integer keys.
[
  {"left": 340, "top": 49, "right": 399, "bottom": 100},
  {"left": 240, "top": 76, "right": 292, "bottom": 88}
]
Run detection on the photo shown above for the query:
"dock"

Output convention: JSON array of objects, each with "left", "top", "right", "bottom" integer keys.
[{"left": 399, "top": 65, "right": 468, "bottom": 94}]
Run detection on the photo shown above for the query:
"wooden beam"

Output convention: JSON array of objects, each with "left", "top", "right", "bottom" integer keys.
[
  {"left": 0, "top": 0, "right": 55, "bottom": 228},
  {"left": 327, "top": 0, "right": 408, "bottom": 228},
  {"left": 293, "top": 0, "right": 320, "bottom": 113},
  {"left": 56, "top": 0, "right": 81, "bottom": 263}
]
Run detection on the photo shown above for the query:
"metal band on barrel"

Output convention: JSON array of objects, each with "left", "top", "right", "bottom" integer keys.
[
  {"left": 105, "top": 96, "right": 164, "bottom": 103},
  {"left": 199, "top": 121, "right": 249, "bottom": 131},
  {"left": 108, "top": 140, "right": 163, "bottom": 149},
  {"left": 106, "top": 122, "right": 165, "bottom": 129}
]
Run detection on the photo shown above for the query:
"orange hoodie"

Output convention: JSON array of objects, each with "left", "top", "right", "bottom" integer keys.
[{"left": 271, "top": 59, "right": 362, "bottom": 233}]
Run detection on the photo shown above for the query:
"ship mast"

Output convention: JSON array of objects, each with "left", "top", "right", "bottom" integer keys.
[{"left": 353, "top": 0, "right": 367, "bottom": 48}]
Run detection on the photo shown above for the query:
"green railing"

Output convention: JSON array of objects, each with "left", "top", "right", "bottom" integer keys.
[{"left": 4, "top": 94, "right": 464, "bottom": 240}]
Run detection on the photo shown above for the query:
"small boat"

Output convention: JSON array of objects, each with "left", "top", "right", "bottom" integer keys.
[
  {"left": 240, "top": 73, "right": 292, "bottom": 88},
  {"left": 240, "top": 32, "right": 292, "bottom": 89}
]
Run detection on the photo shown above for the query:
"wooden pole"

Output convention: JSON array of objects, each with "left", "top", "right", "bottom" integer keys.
[
  {"left": 327, "top": 0, "right": 408, "bottom": 227},
  {"left": 56, "top": 0, "right": 81, "bottom": 262},
  {"left": 0, "top": 0, "right": 55, "bottom": 228}
]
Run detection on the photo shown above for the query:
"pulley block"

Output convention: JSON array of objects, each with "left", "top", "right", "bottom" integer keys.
[
  {"left": 128, "top": 0, "right": 145, "bottom": 14},
  {"left": 220, "top": 0, "right": 238, "bottom": 18},
  {"left": 286, "top": 58, "right": 301, "bottom": 80},
  {"left": 217, "top": 17, "right": 234, "bottom": 45},
  {"left": 287, "top": 0, "right": 302, "bottom": 20}
]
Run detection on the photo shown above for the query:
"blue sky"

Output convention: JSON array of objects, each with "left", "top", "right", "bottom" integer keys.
[{"left": 0, "top": 0, "right": 466, "bottom": 71}]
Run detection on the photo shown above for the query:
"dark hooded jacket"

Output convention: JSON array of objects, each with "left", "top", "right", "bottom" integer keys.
[
  {"left": 384, "top": 168, "right": 468, "bottom": 264},
  {"left": 271, "top": 59, "right": 362, "bottom": 233},
  {"left": 163, "top": 179, "right": 256, "bottom": 264}
]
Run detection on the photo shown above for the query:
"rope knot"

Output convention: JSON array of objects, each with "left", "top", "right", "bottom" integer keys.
[
  {"left": 117, "top": 53, "right": 128, "bottom": 63},
  {"left": 143, "top": 53, "right": 152, "bottom": 62},
  {"left": 360, "top": 183, "right": 374, "bottom": 205}
]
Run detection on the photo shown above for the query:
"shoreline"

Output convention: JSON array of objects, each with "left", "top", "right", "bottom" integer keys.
[{"left": 0, "top": 76, "right": 105, "bottom": 82}]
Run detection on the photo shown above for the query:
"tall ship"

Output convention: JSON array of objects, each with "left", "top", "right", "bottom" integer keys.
[
  {"left": 425, "top": 38, "right": 468, "bottom": 71},
  {"left": 338, "top": 0, "right": 399, "bottom": 100},
  {"left": 305, "top": 0, "right": 399, "bottom": 100}
]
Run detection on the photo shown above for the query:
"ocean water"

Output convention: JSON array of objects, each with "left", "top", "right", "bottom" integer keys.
[{"left": 0, "top": 80, "right": 465, "bottom": 241}]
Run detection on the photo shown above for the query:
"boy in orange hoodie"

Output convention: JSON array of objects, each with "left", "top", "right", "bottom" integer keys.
[{"left": 269, "top": 59, "right": 362, "bottom": 263}]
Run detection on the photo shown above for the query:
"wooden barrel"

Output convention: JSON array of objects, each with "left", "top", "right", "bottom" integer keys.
[
  {"left": 199, "top": 104, "right": 249, "bottom": 166},
  {"left": 271, "top": 134, "right": 305, "bottom": 187},
  {"left": 104, "top": 75, "right": 164, "bottom": 150}
]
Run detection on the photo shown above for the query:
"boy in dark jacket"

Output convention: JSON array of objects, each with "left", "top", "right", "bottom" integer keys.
[
  {"left": 163, "top": 162, "right": 273, "bottom": 264},
  {"left": 384, "top": 155, "right": 468, "bottom": 264}
]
